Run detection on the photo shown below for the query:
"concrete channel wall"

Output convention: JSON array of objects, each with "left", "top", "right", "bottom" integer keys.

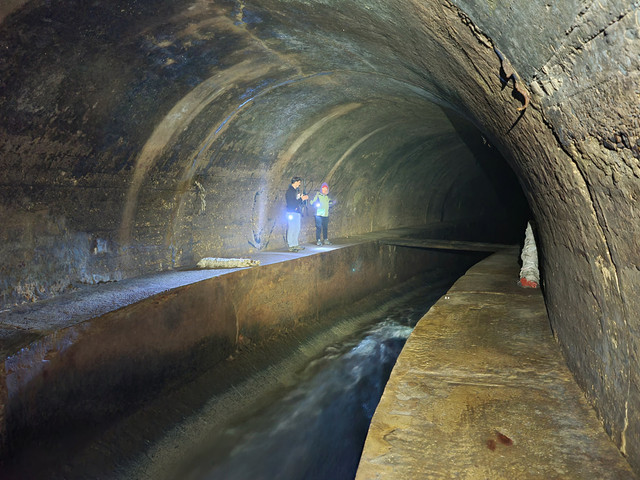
[
  {"left": 0, "top": 241, "right": 478, "bottom": 460},
  {"left": 356, "top": 249, "right": 637, "bottom": 479}
]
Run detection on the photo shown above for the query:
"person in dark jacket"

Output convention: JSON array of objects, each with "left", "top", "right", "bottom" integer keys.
[{"left": 285, "top": 176, "right": 308, "bottom": 252}]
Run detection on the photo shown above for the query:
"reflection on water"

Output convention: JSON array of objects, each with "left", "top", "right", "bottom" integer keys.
[{"left": 179, "top": 286, "right": 448, "bottom": 480}]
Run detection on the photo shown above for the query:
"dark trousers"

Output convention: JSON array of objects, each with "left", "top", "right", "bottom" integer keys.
[{"left": 315, "top": 215, "right": 329, "bottom": 240}]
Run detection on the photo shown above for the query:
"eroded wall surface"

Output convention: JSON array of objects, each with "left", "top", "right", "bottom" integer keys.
[{"left": 448, "top": 0, "right": 640, "bottom": 469}]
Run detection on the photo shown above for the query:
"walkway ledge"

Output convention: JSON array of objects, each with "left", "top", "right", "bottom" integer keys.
[
  {"left": 0, "top": 227, "right": 483, "bottom": 470},
  {"left": 356, "top": 248, "right": 636, "bottom": 480}
]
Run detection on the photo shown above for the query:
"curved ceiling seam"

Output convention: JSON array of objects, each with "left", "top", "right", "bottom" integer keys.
[
  {"left": 195, "top": 64, "right": 464, "bottom": 188},
  {"left": 166, "top": 73, "right": 355, "bottom": 249},
  {"left": 261, "top": 102, "right": 365, "bottom": 231},
  {"left": 192, "top": 66, "right": 455, "bottom": 180},
  {"left": 165, "top": 74, "right": 366, "bottom": 251},
  {"left": 117, "top": 58, "right": 277, "bottom": 248},
  {"left": 368, "top": 141, "right": 431, "bottom": 232},
  {"left": 325, "top": 119, "right": 472, "bottom": 208},
  {"left": 326, "top": 121, "right": 449, "bottom": 175},
  {"left": 324, "top": 124, "right": 393, "bottom": 188},
  {"left": 179, "top": 70, "right": 335, "bottom": 181},
  {"left": 179, "top": 66, "right": 460, "bottom": 190},
  {"left": 117, "top": 87, "right": 227, "bottom": 246}
]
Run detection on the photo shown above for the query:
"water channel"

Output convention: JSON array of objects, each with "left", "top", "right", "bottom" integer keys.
[
  {"left": 2, "top": 253, "right": 483, "bottom": 480},
  {"left": 141, "top": 263, "right": 478, "bottom": 480}
]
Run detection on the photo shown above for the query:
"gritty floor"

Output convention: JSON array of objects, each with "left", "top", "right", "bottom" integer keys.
[{"left": 356, "top": 248, "right": 636, "bottom": 480}]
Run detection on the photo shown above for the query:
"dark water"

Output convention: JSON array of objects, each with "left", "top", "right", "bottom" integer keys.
[{"left": 174, "top": 283, "right": 450, "bottom": 480}]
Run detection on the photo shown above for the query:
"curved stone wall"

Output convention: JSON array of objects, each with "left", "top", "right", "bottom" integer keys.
[
  {"left": 0, "top": 0, "right": 526, "bottom": 306},
  {"left": 0, "top": 0, "right": 638, "bottom": 473}
]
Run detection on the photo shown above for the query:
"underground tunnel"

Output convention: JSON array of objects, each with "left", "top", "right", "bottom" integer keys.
[{"left": 0, "top": 0, "right": 639, "bottom": 478}]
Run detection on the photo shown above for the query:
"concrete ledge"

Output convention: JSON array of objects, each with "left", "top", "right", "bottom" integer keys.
[
  {"left": 356, "top": 248, "right": 636, "bottom": 479},
  {"left": 0, "top": 234, "right": 476, "bottom": 462}
]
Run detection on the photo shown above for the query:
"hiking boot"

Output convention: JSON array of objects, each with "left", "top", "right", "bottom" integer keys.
[
  {"left": 323, "top": 239, "right": 332, "bottom": 245},
  {"left": 316, "top": 240, "right": 322, "bottom": 246},
  {"left": 288, "top": 246, "right": 299, "bottom": 252}
]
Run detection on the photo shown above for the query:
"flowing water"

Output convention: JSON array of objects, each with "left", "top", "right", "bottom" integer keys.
[
  {"left": 0, "top": 255, "right": 483, "bottom": 480},
  {"left": 167, "top": 278, "right": 455, "bottom": 480}
]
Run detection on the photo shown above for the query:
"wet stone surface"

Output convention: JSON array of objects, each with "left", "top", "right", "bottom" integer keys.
[{"left": 357, "top": 248, "right": 637, "bottom": 480}]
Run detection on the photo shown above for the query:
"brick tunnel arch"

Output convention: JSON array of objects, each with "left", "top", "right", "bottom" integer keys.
[{"left": 1, "top": 0, "right": 639, "bottom": 474}]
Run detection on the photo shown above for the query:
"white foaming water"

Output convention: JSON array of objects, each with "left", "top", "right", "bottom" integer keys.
[
  {"left": 186, "top": 305, "right": 430, "bottom": 480},
  {"left": 125, "top": 267, "right": 477, "bottom": 480}
]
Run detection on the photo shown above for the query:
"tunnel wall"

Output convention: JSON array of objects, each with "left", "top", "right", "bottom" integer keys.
[
  {"left": 441, "top": 1, "right": 640, "bottom": 471},
  {"left": 0, "top": 0, "right": 638, "bottom": 473},
  {"left": 0, "top": 242, "right": 473, "bottom": 459},
  {"left": 0, "top": 0, "right": 522, "bottom": 311}
]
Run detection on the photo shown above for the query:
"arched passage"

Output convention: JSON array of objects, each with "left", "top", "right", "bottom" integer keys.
[{"left": 0, "top": 0, "right": 638, "bottom": 474}]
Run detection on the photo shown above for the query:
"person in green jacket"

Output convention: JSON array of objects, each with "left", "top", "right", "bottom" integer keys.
[{"left": 311, "top": 182, "right": 333, "bottom": 246}]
